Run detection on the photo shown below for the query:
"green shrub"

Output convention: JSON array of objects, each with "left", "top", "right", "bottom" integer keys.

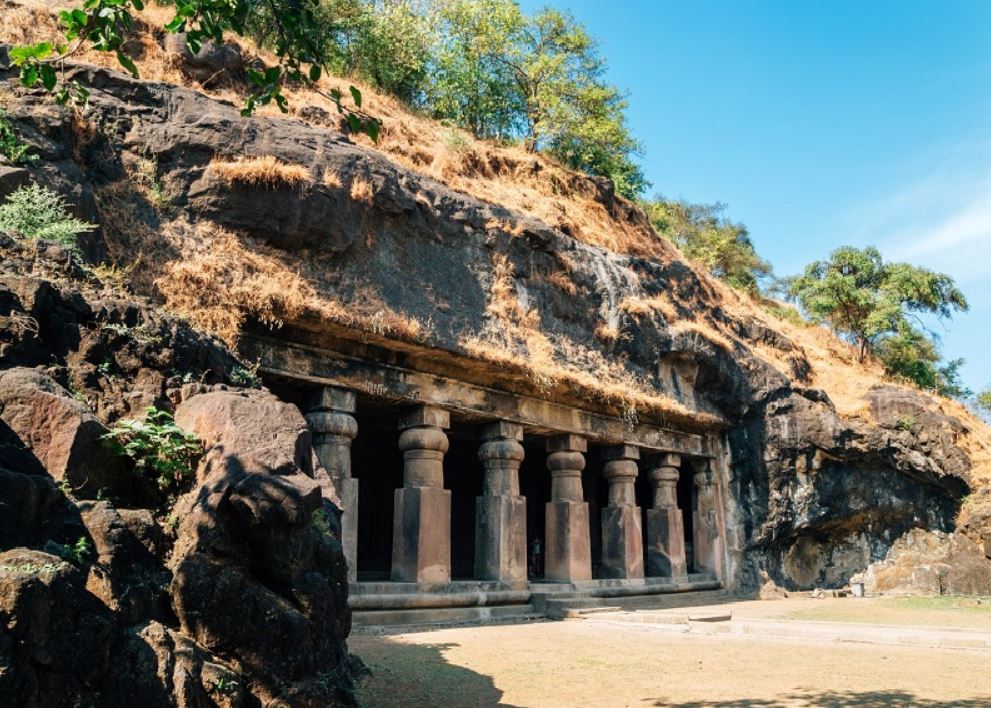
[
  {"left": 103, "top": 407, "right": 203, "bottom": 500},
  {"left": 0, "top": 183, "right": 96, "bottom": 248},
  {"left": 58, "top": 537, "right": 92, "bottom": 566},
  {"left": 0, "top": 108, "right": 36, "bottom": 165}
]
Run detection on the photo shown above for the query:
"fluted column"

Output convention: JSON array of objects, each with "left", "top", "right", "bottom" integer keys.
[
  {"left": 392, "top": 406, "right": 451, "bottom": 583},
  {"left": 600, "top": 445, "right": 643, "bottom": 579},
  {"left": 544, "top": 434, "right": 591, "bottom": 582},
  {"left": 645, "top": 453, "right": 687, "bottom": 578},
  {"left": 693, "top": 461, "right": 721, "bottom": 577},
  {"left": 475, "top": 421, "right": 526, "bottom": 581},
  {"left": 306, "top": 387, "right": 359, "bottom": 582}
]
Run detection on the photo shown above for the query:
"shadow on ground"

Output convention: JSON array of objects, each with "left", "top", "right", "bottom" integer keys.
[
  {"left": 354, "top": 638, "right": 518, "bottom": 708},
  {"left": 647, "top": 690, "right": 991, "bottom": 707}
]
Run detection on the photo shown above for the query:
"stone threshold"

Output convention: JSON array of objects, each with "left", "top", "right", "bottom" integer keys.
[{"left": 349, "top": 574, "right": 721, "bottom": 614}]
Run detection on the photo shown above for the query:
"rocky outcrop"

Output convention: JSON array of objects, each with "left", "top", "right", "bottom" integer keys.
[
  {"left": 1, "top": 54, "right": 982, "bottom": 596},
  {"left": 856, "top": 528, "right": 991, "bottom": 596},
  {"left": 0, "top": 240, "right": 359, "bottom": 706}
]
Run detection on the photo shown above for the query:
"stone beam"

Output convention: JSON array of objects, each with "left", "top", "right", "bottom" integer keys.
[{"left": 241, "top": 335, "right": 715, "bottom": 457}]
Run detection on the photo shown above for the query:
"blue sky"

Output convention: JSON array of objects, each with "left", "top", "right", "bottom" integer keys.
[{"left": 519, "top": 0, "right": 991, "bottom": 396}]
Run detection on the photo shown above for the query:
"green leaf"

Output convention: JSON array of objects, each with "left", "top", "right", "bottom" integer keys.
[
  {"left": 40, "top": 65, "right": 57, "bottom": 91},
  {"left": 308, "top": 64, "right": 321, "bottom": 82},
  {"left": 132, "top": 0, "right": 144, "bottom": 10},
  {"left": 116, "top": 51, "right": 139, "bottom": 78},
  {"left": 164, "top": 17, "right": 185, "bottom": 32},
  {"left": 20, "top": 65, "right": 38, "bottom": 88},
  {"left": 365, "top": 119, "right": 380, "bottom": 143},
  {"left": 349, "top": 85, "right": 362, "bottom": 109},
  {"left": 346, "top": 113, "right": 361, "bottom": 134}
]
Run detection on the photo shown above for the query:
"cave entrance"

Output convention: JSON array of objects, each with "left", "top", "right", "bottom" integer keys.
[
  {"left": 444, "top": 420, "right": 483, "bottom": 581},
  {"left": 519, "top": 435, "right": 550, "bottom": 579},
  {"left": 585, "top": 443, "right": 608, "bottom": 578},
  {"left": 678, "top": 459, "right": 695, "bottom": 572},
  {"left": 352, "top": 398, "right": 402, "bottom": 581}
]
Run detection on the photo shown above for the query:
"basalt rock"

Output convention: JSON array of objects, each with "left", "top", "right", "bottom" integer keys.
[{"left": 0, "top": 241, "right": 358, "bottom": 706}]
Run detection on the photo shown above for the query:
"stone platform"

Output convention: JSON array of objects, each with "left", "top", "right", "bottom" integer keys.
[{"left": 350, "top": 575, "right": 721, "bottom": 629}]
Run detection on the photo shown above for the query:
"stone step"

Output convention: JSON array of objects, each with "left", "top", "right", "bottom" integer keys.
[
  {"left": 350, "top": 588, "right": 531, "bottom": 611},
  {"left": 351, "top": 603, "right": 544, "bottom": 631},
  {"left": 559, "top": 606, "right": 622, "bottom": 619}
]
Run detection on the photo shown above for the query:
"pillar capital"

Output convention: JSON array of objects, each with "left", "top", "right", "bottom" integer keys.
[
  {"left": 308, "top": 386, "right": 357, "bottom": 414},
  {"left": 647, "top": 452, "right": 681, "bottom": 469},
  {"left": 602, "top": 444, "right": 640, "bottom": 462},
  {"left": 398, "top": 405, "right": 450, "bottom": 430},
  {"left": 546, "top": 433, "right": 587, "bottom": 454},
  {"left": 479, "top": 420, "right": 524, "bottom": 442}
]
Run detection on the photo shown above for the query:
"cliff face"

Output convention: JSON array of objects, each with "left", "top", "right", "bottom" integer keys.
[{"left": 3, "top": 54, "right": 987, "bottom": 596}]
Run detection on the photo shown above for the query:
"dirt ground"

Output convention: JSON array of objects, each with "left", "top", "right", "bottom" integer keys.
[{"left": 351, "top": 597, "right": 991, "bottom": 707}]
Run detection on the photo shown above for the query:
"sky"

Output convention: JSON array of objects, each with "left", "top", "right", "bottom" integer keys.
[{"left": 518, "top": 0, "right": 991, "bottom": 396}]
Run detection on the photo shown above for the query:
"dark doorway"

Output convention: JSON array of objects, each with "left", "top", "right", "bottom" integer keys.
[
  {"left": 352, "top": 399, "right": 403, "bottom": 581},
  {"left": 519, "top": 435, "right": 549, "bottom": 579},
  {"left": 444, "top": 420, "right": 484, "bottom": 580},
  {"left": 635, "top": 461, "right": 653, "bottom": 569},
  {"left": 677, "top": 460, "right": 695, "bottom": 572},
  {"left": 585, "top": 444, "right": 608, "bottom": 578}
]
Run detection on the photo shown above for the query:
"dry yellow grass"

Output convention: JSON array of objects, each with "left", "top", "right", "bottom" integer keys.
[
  {"left": 543, "top": 270, "right": 577, "bottom": 296},
  {"left": 322, "top": 168, "right": 343, "bottom": 189},
  {"left": 349, "top": 176, "right": 375, "bottom": 202},
  {"left": 619, "top": 293, "right": 679, "bottom": 322},
  {"left": 209, "top": 155, "right": 311, "bottom": 187}
]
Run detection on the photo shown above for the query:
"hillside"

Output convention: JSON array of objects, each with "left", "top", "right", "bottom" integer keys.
[{"left": 1, "top": 5, "right": 991, "bottom": 705}]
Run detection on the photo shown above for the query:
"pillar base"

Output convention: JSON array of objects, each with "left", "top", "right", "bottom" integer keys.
[
  {"left": 339, "top": 477, "right": 359, "bottom": 583},
  {"left": 475, "top": 494, "right": 526, "bottom": 581},
  {"left": 391, "top": 487, "right": 451, "bottom": 583},
  {"left": 601, "top": 504, "right": 643, "bottom": 579},
  {"left": 646, "top": 507, "right": 686, "bottom": 578},
  {"left": 545, "top": 500, "right": 592, "bottom": 582}
]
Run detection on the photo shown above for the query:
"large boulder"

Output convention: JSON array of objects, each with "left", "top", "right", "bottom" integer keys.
[
  {"left": 170, "top": 390, "right": 354, "bottom": 706},
  {"left": 0, "top": 549, "right": 115, "bottom": 707},
  {"left": 0, "top": 368, "right": 129, "bottom": 497},
  {"left": 859, "top": 528, "right": 991, "bottom": 596}
]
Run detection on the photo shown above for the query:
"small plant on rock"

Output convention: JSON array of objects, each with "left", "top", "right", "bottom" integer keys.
[
  {"left": 103, "top": 406, "right": 203, "bottom": 500},
  {"left": 0, "top": 183, "right": 96, "bottom": 248},
  {"left": 58, "top": 536, "right": 92, "bottom": 566},
  {"left": 0, "top": 108, "right": 36, "bottom": 165},
  {"left": 229, "top": 363, "right": 261, "bottom": 388}
]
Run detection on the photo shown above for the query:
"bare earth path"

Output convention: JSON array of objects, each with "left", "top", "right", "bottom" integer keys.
[{"left": 351, "top": 598, "right": 991, "bottom": 707}]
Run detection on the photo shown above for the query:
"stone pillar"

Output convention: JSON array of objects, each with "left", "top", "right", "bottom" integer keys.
[
  {"left": 306, "top": 387, "right": 359, "bottom": 582},
  {"left": 545, "top": 434, "right": 592, "bottom": 582},
  {"left": 693, "top": 461, "right": 721, "bottom": 577},
  {"left": 645, "top": 454, "right": 687, "bottom": 578},
  {"left": 600, "top": 445, "right": 644, "bottom": 579},
  {"left": 475, "top": 421, "right": 526, "bottom": 582},
  {"left": 392, "top": 406, "right": 451, "bottom": 583}
]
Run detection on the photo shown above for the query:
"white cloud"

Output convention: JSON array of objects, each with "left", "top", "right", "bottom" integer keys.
[{"left": 849, "top": 142, "right": 991, "bottom": 283}]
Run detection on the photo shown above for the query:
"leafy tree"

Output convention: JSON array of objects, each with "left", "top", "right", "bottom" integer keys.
[
  {"left": 875, "top": 325, "right": 970, "bottom": 397},
  {"left": 976, "top": 387, "right": 991, "bottom": 417},
  {"left": 787, "top": 246, "right": 968, "bottom": 362},
  {"left": 643, "top": 198, "right": 771, "bottom": 294},
  {"left": 10, "top": 0, "right": 379, "bottom": 135},
  {"left": 427, "top": 0, "right": 645, "bottom": 196},
  {"left": 429, "top": 0, "right": 526, "bottom": 140}
]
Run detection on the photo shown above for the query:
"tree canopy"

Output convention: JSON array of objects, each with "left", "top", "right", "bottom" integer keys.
[
  {"left": 643, "top": 197, "right": 771, "bottom": 295},
  {"left": 786, "top": 246, "right": 968, "bottom": 364}
]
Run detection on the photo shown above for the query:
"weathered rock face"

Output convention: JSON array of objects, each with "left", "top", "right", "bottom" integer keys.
[
  {"left": 858, "top": 528, "right": 991, "bottom": 596},
  {"left": 0, "top": 48, "right": 984, "bottom": 609},
  {"left": 0, "top": 240, "right": 358, "bottom": 706}
]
